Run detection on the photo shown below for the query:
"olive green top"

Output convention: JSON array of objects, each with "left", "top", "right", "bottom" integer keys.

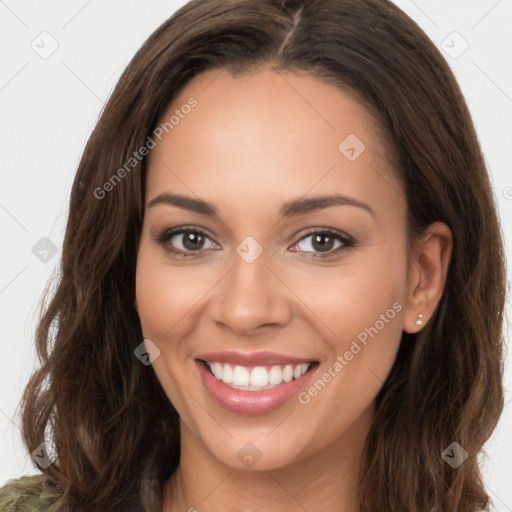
[{"left": 0, "top": 474, "right": 62, "bottom": 511}]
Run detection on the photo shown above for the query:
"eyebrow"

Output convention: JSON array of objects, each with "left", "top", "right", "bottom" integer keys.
[{"left": 147, "top": 193, "right": 375, "bottom": 218}]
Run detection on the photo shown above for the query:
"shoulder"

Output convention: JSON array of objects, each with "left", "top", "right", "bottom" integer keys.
[{"left": 0, "top": 474, "right": 62, "bottom": 512}]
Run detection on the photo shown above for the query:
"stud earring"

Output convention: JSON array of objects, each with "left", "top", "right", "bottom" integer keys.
[{"left": 415, "top": 313, "right": 423, "bottom": 326}]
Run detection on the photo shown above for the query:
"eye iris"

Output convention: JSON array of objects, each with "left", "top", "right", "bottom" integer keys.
[
  {"left": 182, "top": 232, "right": 204, "bottom": 251},
  {"left": 312, "top": 234, "right": 335, "bottom": 252}
]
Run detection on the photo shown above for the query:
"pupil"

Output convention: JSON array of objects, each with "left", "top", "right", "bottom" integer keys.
[
  {"left": 312, "top": 234, "right": 333, "bottom": 252},
  {"left": 183, "top": 232, "right": 204, "bottom": 251}
]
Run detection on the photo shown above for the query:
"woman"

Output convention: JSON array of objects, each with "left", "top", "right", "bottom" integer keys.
[{"left": 0, "top": 0, "right": 507, "bottom": 510}]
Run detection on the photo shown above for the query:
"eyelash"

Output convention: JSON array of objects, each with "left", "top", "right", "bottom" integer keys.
[{"left": 153, "top": 226, "right": 354, "bottom": 259}]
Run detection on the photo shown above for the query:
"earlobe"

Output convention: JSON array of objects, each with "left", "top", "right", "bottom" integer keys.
[{"left": 402, "top": 222, "right": 453, "bottom": 334}]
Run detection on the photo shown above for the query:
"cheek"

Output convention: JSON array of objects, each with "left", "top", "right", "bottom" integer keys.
[
  {"left": 288, "top": 250, "right": 407, "bottom": 442},
  {"left": 135, "top": 245, "right": 205, "bottom": 341},
  {"left": 286, "top": 243, "right": 407, "bottom": 349}
]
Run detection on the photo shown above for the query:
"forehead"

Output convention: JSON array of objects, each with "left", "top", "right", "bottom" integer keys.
[
  {"left": 145, "top": 68, "right": 404, "bottom": 223},
  {"left": 153, "top": 67, "right": 388, "bottom": 160}
]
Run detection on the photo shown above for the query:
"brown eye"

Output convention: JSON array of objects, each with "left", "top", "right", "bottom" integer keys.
[
  {"left": 292, "top": 229, "right": 354, "bottom": 258},
  {"left": 177, "top": 231, "right": 206, "bottom": 251},
  {"left": 154, "top": 227, "right": 219, "bottom": 257}
]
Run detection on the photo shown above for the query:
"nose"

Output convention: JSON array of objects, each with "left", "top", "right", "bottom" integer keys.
[{"left": 209, "top": 249, "right": 292, "bottom": 336}]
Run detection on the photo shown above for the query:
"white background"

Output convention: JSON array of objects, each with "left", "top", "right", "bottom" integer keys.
[{"left": 1, "top": 0, "right": 511, "bottom": 509}]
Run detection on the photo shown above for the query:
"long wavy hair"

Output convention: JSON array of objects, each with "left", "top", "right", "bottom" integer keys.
[{"left": 18, "top": 0, "right": 507, "bottom": 510}]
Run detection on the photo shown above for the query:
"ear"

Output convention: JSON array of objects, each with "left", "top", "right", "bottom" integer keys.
[{"left": 402, "top": 221, "right": 453, "bottom": 333}]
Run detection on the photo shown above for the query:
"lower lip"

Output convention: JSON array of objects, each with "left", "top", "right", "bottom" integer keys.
[{"left": 196, "top": 360, "right": 317, "bottom": 415}]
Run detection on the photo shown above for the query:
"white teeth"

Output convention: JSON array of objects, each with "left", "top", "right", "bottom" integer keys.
[
  {"left": 212, "top": 362, "right": 223, "bottom": 380},
  {"left": 205, "top": 361, "right": 312, "bottom": 390},
  {"left": 269, "top": 365, "right": 283, "bottom": 385},
  {"left": 222, "top": 364, "right": 233, "bottom": 384},
  {"left": 250, "top": 367, "right": 269, "bottom": 387},
  {"left": 232, "top": 365, "right": 250, "bottom": 386},
  {"left": 283, "top": 365, "right": 293, "bottom": 382}
]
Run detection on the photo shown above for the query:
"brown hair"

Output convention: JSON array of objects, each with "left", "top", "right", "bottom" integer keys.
[{"left": 18, "top": 0, "right": 506, "bottom": 511}]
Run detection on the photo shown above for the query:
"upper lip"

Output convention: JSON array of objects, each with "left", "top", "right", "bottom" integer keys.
[{"left": 196, "top": 351, "right": 316, "bottom": 367}]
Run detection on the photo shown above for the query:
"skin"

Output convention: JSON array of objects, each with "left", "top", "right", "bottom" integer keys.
[{"left": 135, "top": 67, "right": 453, "bottom": 512}]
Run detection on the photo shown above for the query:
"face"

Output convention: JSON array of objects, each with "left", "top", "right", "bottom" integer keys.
[{"left": 136, "top": 68, "right": 412, "bottom": 471}]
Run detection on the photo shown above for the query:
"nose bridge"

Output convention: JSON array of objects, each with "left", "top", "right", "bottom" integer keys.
[{"left": 210, "top": 241, "right": 291, "bottom": 334}]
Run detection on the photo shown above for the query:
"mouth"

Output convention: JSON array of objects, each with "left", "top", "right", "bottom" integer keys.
[
  {"left": 195, "top": 355, "right": 320, "bottom": 415},
  {"left": 199, "top": 359, "right": 318, "bottom": 391}
]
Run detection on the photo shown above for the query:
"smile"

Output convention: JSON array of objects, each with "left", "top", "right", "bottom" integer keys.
[
  {"left": 204, "top": 361, "right": 312, "bottom": 390},
  {"left": 195, "top": 351, "right": 319, "bottom": 415}
]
